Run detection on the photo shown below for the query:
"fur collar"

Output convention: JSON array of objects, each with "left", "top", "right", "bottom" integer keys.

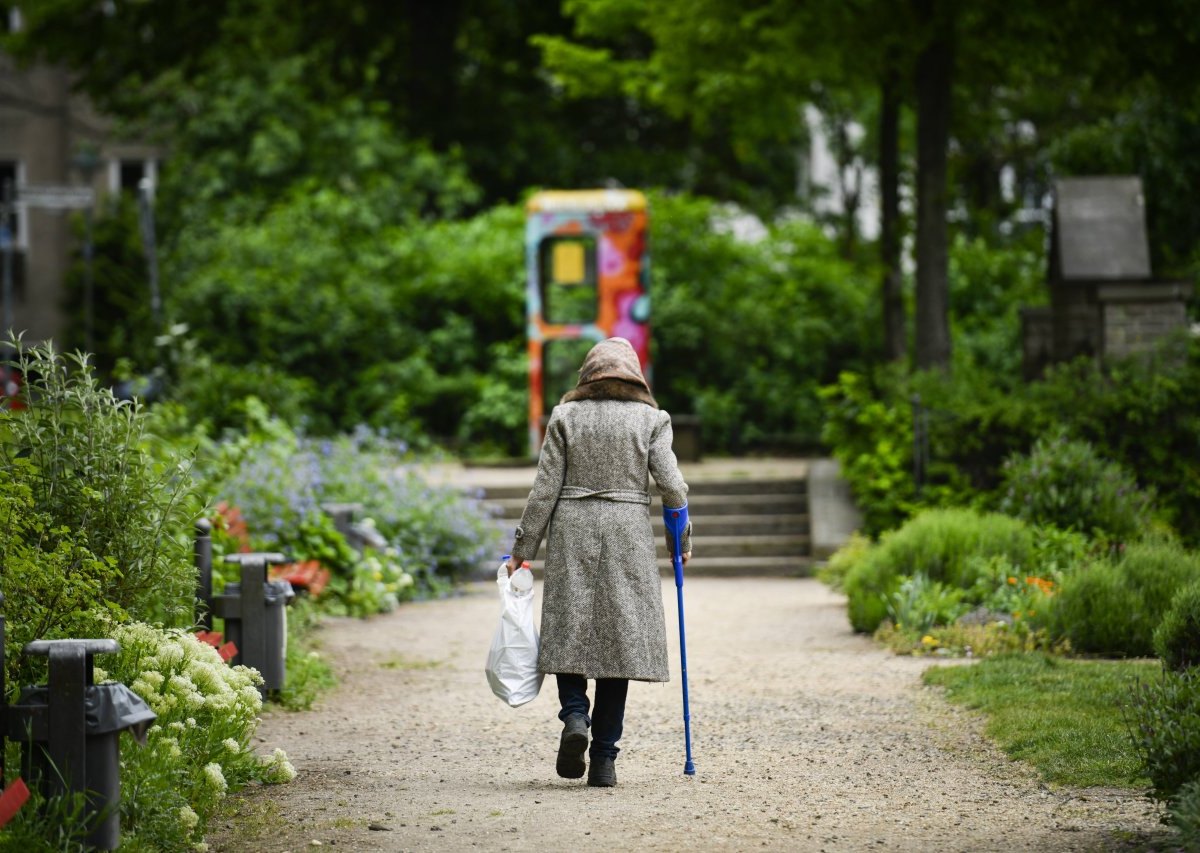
[{"left": 561, "top": 378, "right": 658, "bottom": 409}]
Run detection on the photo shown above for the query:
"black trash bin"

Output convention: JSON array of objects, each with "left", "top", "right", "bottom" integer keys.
[{"left": 10, "top": 679, "right": 155, "bottom": 850}]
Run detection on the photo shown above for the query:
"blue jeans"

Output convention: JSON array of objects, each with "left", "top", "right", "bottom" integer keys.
[{"left": 556, "top": 674, "right": 629, "bottom": 760}]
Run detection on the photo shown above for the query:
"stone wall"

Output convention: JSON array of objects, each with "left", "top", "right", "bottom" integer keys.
[{"left": 1098, "top": 283, "right": 1194, "bottom": 358}]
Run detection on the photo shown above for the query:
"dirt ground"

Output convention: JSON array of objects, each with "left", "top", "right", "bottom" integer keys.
[{"left": 207, "top": 578, "right": 1167, "bottom": 852}]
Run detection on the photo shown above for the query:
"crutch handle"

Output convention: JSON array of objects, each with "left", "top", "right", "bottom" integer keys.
[{"left": 663, "top": 503, "right": 689, "bottom": 587}]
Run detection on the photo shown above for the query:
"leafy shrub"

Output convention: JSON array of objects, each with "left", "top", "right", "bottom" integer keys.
[
  {"left": 1156, "top": 581, "right": 1200, "bottom": 672},
  {"left": 886, "top": 573, "right": 969, "bottom": 634},
  {"left": 1172, "top": 778, "right": 1200, "bottom": 850},
  {"left": 816, "top": 531, "right": 872, "bottom": 592},
  {"left": 842, "top": 508, "right": 1042, "bottom": 633},
  {"left": 1127, "top": 668, "right": 1200, "bottom": 810},
  {"left": 169, "top": 353, "right": 318, "bottom": 436},
  {"left": 818, "top": 368, "right": 919, "bottom": 536},
  {"left": 820, "top": 337, "right": 1200, "bottom": 549},
  {"left": 998, "top": 429, "right": 1156, "bottom": 544},
  {"left": 1051, "top": 560, "right": 1136, "bottom": 655},
  {"left": 1054, "top": 539, "right": 1200, "bottom": 656},
  {"left": 311, "top": 427, "right": 500, "bottom": 582},
  {"left": 0, "top": 342, "right": 200, "bottom": 686},
  {"left": 201, "top": 404, "right": 500, "bottom": 613},
  {"left": 651, "top": 195, "right": 878, "bottom": 452},
  {"left": 947, "top": 231, "right": 1047, "bottom": 377},
  {"left": 166, "top": 186, "right": 880, "bottom": 454}
]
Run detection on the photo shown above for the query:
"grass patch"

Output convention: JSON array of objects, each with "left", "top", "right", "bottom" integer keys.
[
  {"left": 923, "top": 653, "right": 1157, "bottom": 788},
  {"left": 277, "top": 598, "right": 338, "bottom": 710},
  {"left": 379, "top": 655, "right": 443, "bottom": 670},
  {"left": 212, "top": 794, "right": 286, "bottom": 846}
]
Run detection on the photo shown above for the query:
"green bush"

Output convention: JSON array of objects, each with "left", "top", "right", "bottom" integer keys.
[
  {"left": 166, "top": 187, "right": 880, "bottom": 454},
  {"left": 820, "top": 337, "right": 1200, "bottom": 549},
  {"left": 1054, "top": 539, "right": 1200, "bottom": 657},
  {"left": 998, "top": 428, "right": 1156, "bottom": 544},
  {"left": 651, "top": 195, "right": 877, "bottom": 452},
  {"left": 816, "top": 531, "right": 872, "bottom": 592},
  {"left": 199, "top": 403, "right": 500, "bottom": 613},
  {"left": 842, "top": 508, "right": 1041, "bottom": 633},
  {"left": 1172, "top": 778, "right": 1200, "bottom": 851},
  {"left": 947, "top": 232, "right": 1047, "bottom": 377},
  {"left": 886, "top": 573, "right": 969, "bottom": 634},
  {"left": 1052, "top": 560, "right": 1138, "bottom": 655},
  {"left": 1156, "top": 581, "right": 1200, "bottom": 672},
  {"left": 818, "top": 368, "right": 920, "bottom": 536},
  {"left": 1127, "top": 668, "right": 1200, "bottom": 811},
  {"left": 0, "top": 342, "right": 200, "bottom": 688}
]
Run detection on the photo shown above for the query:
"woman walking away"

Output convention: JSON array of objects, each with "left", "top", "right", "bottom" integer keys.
[{"left": 505, "top": 337, "right": 691, "bottom": 788}]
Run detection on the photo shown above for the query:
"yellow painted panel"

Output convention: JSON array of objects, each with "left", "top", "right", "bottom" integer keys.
[{"left": 551, "top": 241, "right": 586, "bottom": 284}]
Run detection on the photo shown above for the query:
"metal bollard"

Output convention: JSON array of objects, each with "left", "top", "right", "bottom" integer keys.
[
  {"left": 7, "top": 638, "right": 156, "bottom": 850},
  {"left": 194, "top": 518, "right": 214, "bottom": 631},
  {"left": 212, "top": 553, "right": 294, "bottom": 695},
  {"left": 320, "top": 501, "right": 385, "bottom": 551},
  {"left": 320, "top": 502, "right": 362, "bottom": 541}
]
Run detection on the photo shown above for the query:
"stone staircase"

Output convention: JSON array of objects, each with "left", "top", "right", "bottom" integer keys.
[{"left": 481, "top": 475, "right": 813, "bottom": 577}]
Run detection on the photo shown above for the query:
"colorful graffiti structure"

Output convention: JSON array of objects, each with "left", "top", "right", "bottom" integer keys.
[{"left": 525, "top": 189, "right": 650, "bottom": 455}]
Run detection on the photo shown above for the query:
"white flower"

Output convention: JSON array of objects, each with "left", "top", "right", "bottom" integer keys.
[
  {"left": 157, "top": 737, "right": 182, "bottom": 761},
  {"left": 203, "top": 762, "right": 227, "bottom": 793},
  {"left": 239, "top": 685, "right": 264, "bottom": 709},
  {"left": 264, "top": 747, "right": 297, "bottom": 783},
  {"left": 178, "top": 805, "right": 200, "bottom": 830},
  {"left": 168, "top": 674, "right": 198, "bottom": 696},
  {"left": 140, "top": 671, "right": 165, "bottom": 689},
  {"left": 223, "top": 738, "right": 240, "bottom": 754}
]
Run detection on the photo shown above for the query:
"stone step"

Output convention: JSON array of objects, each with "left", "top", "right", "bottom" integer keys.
[
  {"left": 522, "top": 556, "right": 813, "bottom": 578},
  {"left": 485, "top": 492, "right": 808, "bottom": 520},
  {"left": 490, "top": 513, "right": 810, "bottom": 538},
  {"left": 475, "top": 478, "right": 807, "bottom": 501},
  {"left": 653, "top": 534, "right": 809, "bottom": 558}
]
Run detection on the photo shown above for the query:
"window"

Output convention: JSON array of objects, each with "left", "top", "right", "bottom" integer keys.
[
  {"left": 0, "top": 160, "right": 27, "bottom": 308},
  {"left": 538, "top": 236, "right": 597, "bottom": 324},
  {"left": 0, "top": 160, "right": 24, "bottom": 247},
  {"left": 119, "top": 160, "right": 146, "bottom": 193},
  {"left": 110, "top": 158, "right": 158, "bottom": 196}
]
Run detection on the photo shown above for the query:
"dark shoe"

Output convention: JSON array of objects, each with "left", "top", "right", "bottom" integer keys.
[
  {"left": 587, "top": 756, "right": 616, "bottom": 787},
  {"left": 556, "top": 714, "right": 588, "bottom": 779}
]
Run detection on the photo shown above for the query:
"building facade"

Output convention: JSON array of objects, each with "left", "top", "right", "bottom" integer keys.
[{"left": 0, "top": 24, "right": 159, "bottom": 344}]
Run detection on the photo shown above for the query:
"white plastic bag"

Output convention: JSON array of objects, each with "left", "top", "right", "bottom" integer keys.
[{"left": 485, "top": 561, "right": 544, "bottom": 707}]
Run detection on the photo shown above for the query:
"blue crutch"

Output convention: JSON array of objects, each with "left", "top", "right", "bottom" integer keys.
[{"left": 663, "top": 503, "right": 696, "bottom": 776}]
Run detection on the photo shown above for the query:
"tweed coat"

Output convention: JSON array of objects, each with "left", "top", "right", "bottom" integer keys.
[{"left": 509, "top": 390, "right": 691, "bottom": 682}]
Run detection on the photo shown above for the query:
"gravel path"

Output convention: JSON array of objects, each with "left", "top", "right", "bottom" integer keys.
[{"left": 208, "top": 578, "right": 1164, "bottom": 852}]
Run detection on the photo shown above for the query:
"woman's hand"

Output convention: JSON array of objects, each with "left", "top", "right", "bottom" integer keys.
[{"left": 682, "top": 551, "right": 692, "bottom": 566}]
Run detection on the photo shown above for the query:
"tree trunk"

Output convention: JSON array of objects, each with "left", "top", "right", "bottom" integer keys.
[
  {"left": 914, "top": 0, "right": 954, "bottom": 371},
  {"left": 879, "top": 59, "right": 906, "bottom": 362}
]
